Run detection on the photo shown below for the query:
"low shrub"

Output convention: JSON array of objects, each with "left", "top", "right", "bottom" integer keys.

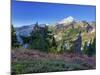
[{"left": 11, "top": 59, "right": 94, "bottom": 74}]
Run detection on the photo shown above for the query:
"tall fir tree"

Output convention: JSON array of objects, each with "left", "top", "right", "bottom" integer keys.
[
  {"left": 11, "top": 25, "right": 20, "bottom": 48},
  {"left": 83, "top": 38, "right": 96, "bottom": 57},
  {"left": 29, "top": 22, "right": 54, "bottom": 52}
]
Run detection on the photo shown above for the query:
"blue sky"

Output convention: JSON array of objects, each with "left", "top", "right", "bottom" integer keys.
[{"left": 12, "top": 0, "right": 96, "bottom": 27}]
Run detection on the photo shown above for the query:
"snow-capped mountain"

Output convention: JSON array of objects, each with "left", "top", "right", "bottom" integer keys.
[{"left": 57, "top": 16, "right": 75, "bottom": 25}]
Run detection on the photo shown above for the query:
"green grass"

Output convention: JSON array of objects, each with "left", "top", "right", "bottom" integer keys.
[{"left": 11, "top": 59, "right": 94, "bottom": 74}]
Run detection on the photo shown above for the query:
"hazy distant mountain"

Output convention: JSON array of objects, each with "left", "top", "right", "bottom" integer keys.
[
  {"left": 16, "top": 25, "right": 34, "bottom": 36},
  {"left": 15, "top": 24, "right": 46, "bottom": 36},
  {"left": 15, "top": 24, "right": 47, "bottom": 44}
]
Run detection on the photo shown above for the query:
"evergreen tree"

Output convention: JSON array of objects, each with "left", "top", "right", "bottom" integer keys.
[
  {"left": 87, "top": 42, "right": 93, "bottom": 57},
  {"left": 29, "top": 22, "right": 41, "bottom": 49},
  {"left": 82, "top": 21, "right": 90, "bottom": 33},
  {"left": 20, "top": 35, "right": 30, "bottom": 44},
  {"left": 91, "top": 37, "right": 96, "bottom": 55},
  {"left": 83, "top": 38, "right": 96, "bottom": 57},
  {"left": 29, "top": 22, "right": 54, "bottom": 52},
  {"left": 52, "top": 36, "right": 57, "bottom": 47},
  {"left": 83, "top": 41, "right": 88, "bottom": 54},
  {"left": 11, "top": 25, "right": 20, "bottom": 48}
]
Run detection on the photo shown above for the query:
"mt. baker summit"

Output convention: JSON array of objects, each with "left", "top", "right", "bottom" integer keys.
[{"left": 58, "top": 16, "right": 75, "bottom": 24}]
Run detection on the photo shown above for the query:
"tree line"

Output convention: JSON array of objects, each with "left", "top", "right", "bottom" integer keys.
[{"left": 11, "top": 22, "right": 96, "bottom": 57}]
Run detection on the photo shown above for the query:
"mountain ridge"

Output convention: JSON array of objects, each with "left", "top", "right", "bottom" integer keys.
[{"left": 15, "top": 16, "right": 96, "bottom": 45}]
